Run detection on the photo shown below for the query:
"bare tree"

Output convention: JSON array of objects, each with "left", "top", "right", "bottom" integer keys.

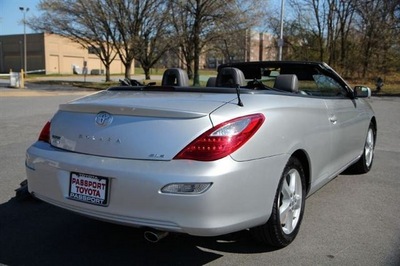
[
  {"left": 283, "top": 0, "right": 355, "bottom": 67},
  {"left": 130, "top": 1, "right": 171, "bottom": 79},
  {"left": 308, "top": 0, "right": 328, "bottom": 61},
  {"left": 168, "top": 0, "right": 260, "bottom": 86},
  {"left": 353, "top": 0, "right": 400, "bottom": 77},
  {"left": 331, "top": 0, "right": 356, "bottom": 74},
  {"left": 269, "top": 0, "right": 329, "bottom": 61},
  {"left": 168, "top": 1, "right": 196, "bottom": 79},
  {"left": 318, "top": 0, "right": 356, "bottom": 70},
  {"left": 103, "top": 0, "right": 170, "bottom": 79},
  {"left": 29, "top": 0, "right": 117, "bottom": 81}
]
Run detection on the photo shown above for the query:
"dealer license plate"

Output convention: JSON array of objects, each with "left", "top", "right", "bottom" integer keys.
[{"left": 69, "top": 172, "right": 109, "bottom": 206}]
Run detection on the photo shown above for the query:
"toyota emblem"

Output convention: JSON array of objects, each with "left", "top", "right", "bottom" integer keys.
[{"left": 95, "top": 112, "right": 113, "bottom": 127}]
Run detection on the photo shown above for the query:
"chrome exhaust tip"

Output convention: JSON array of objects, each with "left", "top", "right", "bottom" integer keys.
[{"left": 144, "top": 230, "right": 169, "bottom": 243}]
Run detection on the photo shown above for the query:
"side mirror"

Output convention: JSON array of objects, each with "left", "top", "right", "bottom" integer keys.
[{"left": 354, "top": 86, "right": 371, "bottom": 98}]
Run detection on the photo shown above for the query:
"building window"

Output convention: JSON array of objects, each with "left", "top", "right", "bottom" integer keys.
[{"left": 88, "top": 46, "right": 100, "bottom": 55}]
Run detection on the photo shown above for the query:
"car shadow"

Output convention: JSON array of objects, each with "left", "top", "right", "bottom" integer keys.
[{"left": 0, "top": 192, "right": 275, "bottom": 266}]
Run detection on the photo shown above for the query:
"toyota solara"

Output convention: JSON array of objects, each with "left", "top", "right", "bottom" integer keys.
[{"left": 25, "top": 61, "right": 376, "bottom": 247}]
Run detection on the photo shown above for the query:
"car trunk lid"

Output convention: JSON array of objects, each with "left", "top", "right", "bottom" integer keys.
[{"left": 49, "top": 90, "right": 236, "bottom": 161}]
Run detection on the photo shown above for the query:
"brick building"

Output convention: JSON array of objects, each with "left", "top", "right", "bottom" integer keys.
[
  {"left": 0, "top": 33, "right": 130, "bottom": 75},
  {"left": 0, "top": 31, "right": 278, "bottom": 75}
]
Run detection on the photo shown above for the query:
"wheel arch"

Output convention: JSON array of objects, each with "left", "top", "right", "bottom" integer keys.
[
  {"left": 368, "top": 116, "right": 377, "bottom": 148},
  {"left": 371, "top": 116, "right": 377, "bottom": 137},
  {"left": 291, "top": 150, "right": 311, "bottom": 194}
]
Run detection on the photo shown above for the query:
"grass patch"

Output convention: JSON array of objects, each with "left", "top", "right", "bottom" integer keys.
[
  {"left": 44, "top": 79, "right": 208, "bottom": 89},
  {"left": 347, "top": 74, "right": 400, "bottom": 95},
  {"left": 133, "top": 67, "right": 217, "bottom": 76}
]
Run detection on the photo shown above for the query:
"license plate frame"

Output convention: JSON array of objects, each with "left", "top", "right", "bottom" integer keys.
[{"left": 68, "top": 172, "right": 109, "bottom": 207}]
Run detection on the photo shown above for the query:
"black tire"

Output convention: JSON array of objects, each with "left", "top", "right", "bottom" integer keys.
[
  {"left": 250, "top": 157, "right": 306, "bottom": 248},
  {"left": 346, "top": 123, "right": 376, "bottom": 174}
]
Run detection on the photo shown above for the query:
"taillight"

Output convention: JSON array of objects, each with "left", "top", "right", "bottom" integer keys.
[
  {"left": 38, "top": 121, "right": 51, "bottom": 143},
  {"left": 174, "top": 114, "right": 265, "bottom": 161}
]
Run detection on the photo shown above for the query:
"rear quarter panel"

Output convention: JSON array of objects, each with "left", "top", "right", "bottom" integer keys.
[{"left": 211, "top": 94, "right": 335, "bottom": 188}]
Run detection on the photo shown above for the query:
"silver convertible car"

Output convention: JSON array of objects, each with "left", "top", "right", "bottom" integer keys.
[{"left": 25, "top": 61, "right": 376, "bottom": 247}]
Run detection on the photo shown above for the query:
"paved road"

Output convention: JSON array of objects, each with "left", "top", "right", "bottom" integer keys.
[{"left": 0, "top": 87, "right": 399, "bottom": 265}]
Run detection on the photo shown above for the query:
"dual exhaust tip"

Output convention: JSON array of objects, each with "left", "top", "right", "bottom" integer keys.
[{"left": 144, "top": 229, "right": 169, "bottom": 243}]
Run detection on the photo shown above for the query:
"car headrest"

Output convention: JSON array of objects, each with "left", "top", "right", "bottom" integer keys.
[
  {"left": 274, "top": 74, "right": 299, "bottom": 93},
  {"left": 216, "top": 67, "right": 246, "bottom": 87},
  {"left": 206, "top": 77, "right": 217, "bottom": 87},
  {"left": 162, "top": 68, "right": 189, "bottom": 86}
]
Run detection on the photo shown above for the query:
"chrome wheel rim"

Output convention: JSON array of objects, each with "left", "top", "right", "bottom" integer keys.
[
  {"left": 365, "top": 128, "right": 374, "bottom": 168},
  {"left": 278, "top": 169, "right": 302, "bottom": 235}
]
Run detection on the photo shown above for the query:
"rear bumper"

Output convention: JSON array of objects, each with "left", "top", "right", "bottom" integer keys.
[{"left": 26, "top": 142, "right": 287, "bottom": 236}]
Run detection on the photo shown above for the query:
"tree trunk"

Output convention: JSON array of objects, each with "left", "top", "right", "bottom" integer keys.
[
  {"left": 124, "top": 61, "right": 132, "bottom": 79},
  {"left": 105, "top": 65, "right": 111, "bottom": 82},
  {"left": 143, "top": 67, "right": 151, "bottom": 80},
  {"left": 193, "top": 3, "right": 201, "bottom": 87},
  {"left": 186, "top": 61, "right": 193, "bottom": 80},
  {"left": 193, "top": 52, "right": 200, "bottom": 86}
]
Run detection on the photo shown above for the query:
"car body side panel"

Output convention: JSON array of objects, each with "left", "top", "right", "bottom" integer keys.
[
  {"left": 211, "top": 94, "right": 337, "bottom": 191},
  {"left": 324, "top": 97, "right": 374, "bottom": 169},
  {"left": 210, "top": 94, "right": 373, "bottom": 195}
]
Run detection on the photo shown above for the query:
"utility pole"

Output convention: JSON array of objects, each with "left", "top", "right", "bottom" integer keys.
[
  {"left": 278, "top": 0, "right": 284, "bottom": 60},
  {"left": 19, "top": 7, "right": 30, "bottom": 73}
]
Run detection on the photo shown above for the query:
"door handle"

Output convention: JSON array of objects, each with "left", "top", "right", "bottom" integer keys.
[{"left": 329, "top": 115, "right": 337, "bottom": 124}]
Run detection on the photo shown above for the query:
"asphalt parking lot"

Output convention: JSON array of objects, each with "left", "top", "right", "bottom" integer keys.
[{"left": 0, "top": 84, "right": 399, "bottom": 265}]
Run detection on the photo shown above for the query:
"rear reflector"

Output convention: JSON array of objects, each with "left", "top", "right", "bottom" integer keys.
[
  {"left": 161, "top": 183, "right": 212, "bottom": 194},
  {"left": 38, "top": 121, "right": 51, "bottom": 143},
  {"left": 174, "top": 114, "right": 265, "bottom": 161}
]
